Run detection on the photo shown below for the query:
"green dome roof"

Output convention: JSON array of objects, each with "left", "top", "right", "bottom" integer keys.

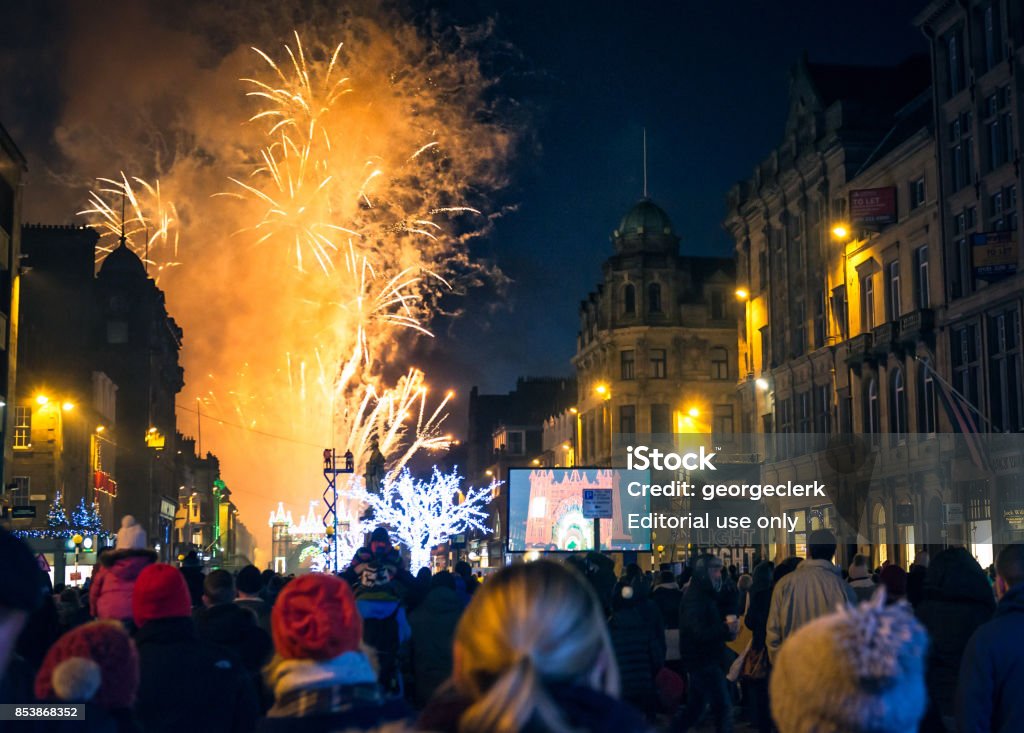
[{"left": 617, "top": 198, "right": 674, "bottom": 237}]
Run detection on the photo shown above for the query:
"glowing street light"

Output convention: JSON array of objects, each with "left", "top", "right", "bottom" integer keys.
[
  {"left": 755, "top": 378, "right": 770, "bottom": 391},
  {"left": 831, "top": 224, "right": 850, "bottom": 239},
  {"left": 95, "top": 425, "right": 105, "bottom": 433},
  {"left": 568, "top": 406, "right": 579, "bottom": 415},
  {"left": 735, "top": 288, "right": 749, "bottom": 301},
  {"left": 594, "top": 383, "right": 609, "bottom": 398},
  {"left": 62, "top": 401, "right": 75, "bottom": 412},
  {"left": 688, "top": 407, "right": 700, "bottom": 418},
  {"left": 35, "top": 395, "right": 49, "bottom": 406}
]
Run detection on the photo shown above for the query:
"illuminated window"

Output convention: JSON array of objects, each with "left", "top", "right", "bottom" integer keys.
[{"left": 13, "top": 406, "right": 30, "bottom": 448}]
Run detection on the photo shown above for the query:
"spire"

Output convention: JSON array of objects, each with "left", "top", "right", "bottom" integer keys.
[
  {"left": 642, "top": 127, "right": 648, "bottom": 199},
  {"left": 119, "top": 192, "right": 127, "bottom": 249}
]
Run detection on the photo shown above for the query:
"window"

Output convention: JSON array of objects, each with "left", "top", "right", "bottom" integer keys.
[
  {"left": 815, "top": 384, "right": 831, "bottom": 434},
  {"left": 891, "top": 368, "right": 908, "bottom": 439},
  {"left": 865, "top": 377, "right": 880, "bottom": 436},
  {"left": 758, "top": 250, "right": 768, "bottom": 290},
  {"left": 952, "top": 324, "right": 982, "bottom": 414},
  {"left": 793, "top": 301, "right": 806, "bottom": 356},
  {"left": 507, "top": 430, "right": 525, "bottom": 456},
  {"left": 914, "top": 246, "right": 930, "bottom": 309},
  {"left": 949, "top": 111, "right": 973, "bottom": 191},
  {"left": 796, "top": 391, "right": 811, "bottom": 454},
  {"left": 777, "top": 397, "right": 792, "bottom": 459},
  {"left": 711, "top": 347, "right": 729, "bottom": 380},
  {"left": 952, "top": 237, "right": 972, "bottom": 299},
  {"left": 985, "top": 90, "right": 1010, "bottom": 170},
  {"left": 983, "top": 2, "right": 1003, "bottom": 71},
  {"left": 919, "top": 357, "right": 937, "bottom": 434},
  {"left": 861, "top": 274, "right": 875, "bottom": 331},
  {"left": 813, "top": 290, "right": 826, "bottom": 349},
  {"left": 649, "top": 348, "right": 667, "bottom": 379},
  {"left": 9, "top": 477, "right": 28, "bottom": 505},
  {"left": 946, "top": 27, "right": 964, "bottom": 97},
  {"left": 886, "top": 261, "right": 901, "bottom": 320},
  {"left": 988, "top": 308, "right": 1022, "bottom": 432},
  {"left": 759, "top": 326, "right": 770, "bottom": 372},
  {"left": 910, "top": 177, "right": 926, "bottom": 210},
  {"left": 710, "top": 289, "right": 726, "bottom": 320},
  {"left": 713, "top": 404, "right": 734, "bottom": 442},
  {"left": 619, "top": 405, "right": 637, "bottom": 435},
  {"left": 620, "top": 349, "right": 635, "bottom": 380},
  {"left": 832, "top": 286, "right": 848, "bottom": 340},
  {"left": 651, "top": 404, "right": 670, "bottom": 434},
  {"left": 648, "top": 283, "right": 662, "bottom": 314},
  {"left": 13, "top": 406, "right": 30, "bottom": 449},
  {"left": 623, "top": 284, "right": 636, "bottom": 315}
]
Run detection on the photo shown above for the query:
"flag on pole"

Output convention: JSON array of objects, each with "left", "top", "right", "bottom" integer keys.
[{"left": 927, "top": 362, "right": 990, "bottom": 472}]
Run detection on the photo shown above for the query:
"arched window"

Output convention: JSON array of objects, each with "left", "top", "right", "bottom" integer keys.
[
  {"left": 918, "top": 357, "right": 937, "bottom": 433},
  {"left": 865, "top": 377, "right": 880, "bottom": 435},
  {"left": 648, "top": 283, "right": 662, "bottom": 314},
  {"left": 891, "top": 367, "right": 908, "bottom": 437},
  {"left": 872, "top": 503, "right": 888, "bottom": 566},
  {"left": 623, "top": 284, "right": 636, "bottom": 315}
]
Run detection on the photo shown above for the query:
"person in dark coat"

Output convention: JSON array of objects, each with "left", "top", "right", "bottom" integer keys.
[
  {"left": 607, "top": 573, "right": 665, "bottom": 718},
  {"left": 193, "top": 569, "right": 273, "bottom": 710},
  {"left": 132, "top": 564, "right": 258, "bottom": 733},
  {"left": 453, "top": 561, "right": 479, "bottom": 598},
  {"left": 0, "top": 528, "right": 48, "bottom": 704},
  {"left": 408, "top": 571, "right": 463, "bottom": 708},
  {"left": 56, "top": 588, "right": 90, "bottom": 635},
  {"left": 916, "top": 547, "right": 994, "bottom": 732},
  {"left": 955, "top": 543, "right": 1024, "bottom": 733},
  {"left": 258, "top": 573, "right": 411, "bottom": 733},
  {"left": 907, "top": 550, "right": 929, "bottom": 608},
  {"left": 405, "top": 567, "right": 433, "bottom": 615},
  {"left": 743, "top": 561, "right": 774, "bottom": 733},
  {"left": 651, "top": 570, "right": 683, "bottom": 674},
  {"left": 235, "top": 565, "right": 272, "bottom": 633},
  {"left": 675, "top": 554, "right": 735, "bottom": 733},
  {"left": 178, "top": 551, "right": 205, "bottom": 608}
]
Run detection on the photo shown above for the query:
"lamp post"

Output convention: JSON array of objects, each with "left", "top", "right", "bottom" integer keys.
[
  {"left": 72, "top": 533, "right": 83, "bottom": 587},
  {"left": 594, "top": 383, "right": 612, "bottom": 467}
]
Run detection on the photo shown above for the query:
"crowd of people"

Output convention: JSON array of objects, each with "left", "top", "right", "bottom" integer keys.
[{"left": 1, "top": 520, "right": 1023, "bottom": 733}]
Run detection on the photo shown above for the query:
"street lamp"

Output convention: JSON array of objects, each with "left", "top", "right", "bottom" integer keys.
[{"left": 831, "top": 223, "right": 850, "bottom": 240}]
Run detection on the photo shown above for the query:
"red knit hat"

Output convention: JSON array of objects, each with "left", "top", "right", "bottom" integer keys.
[
  {"left": 132, "top": 563, "right": 192, "bottom": 627},
  {"left": 35, "top": 620, "right": 139, "bottom": 709},
  {"left": 272, "top": 573, "right": 362, "bottom": 660}
]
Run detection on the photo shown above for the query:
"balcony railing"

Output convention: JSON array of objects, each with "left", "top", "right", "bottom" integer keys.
[
  {"left": 899, "top": 308, "right": 935, "bottom": 346},
  {"left": 845, "top": 332, "right": 874, "bottom": 367},
  {"left": 871, "top": 321, "right": 900, "bottom": 356}
]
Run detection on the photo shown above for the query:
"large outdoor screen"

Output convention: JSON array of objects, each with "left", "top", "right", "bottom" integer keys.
[{"left": 507, "top": 467, "right": 652, "bottom": 552}]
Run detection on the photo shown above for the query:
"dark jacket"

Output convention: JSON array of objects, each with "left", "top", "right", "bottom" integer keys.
[
  {"left": 179, "top": 565, "right": 205, "bottom": 608},
  {"left": 956, "top": 583, "right": 1024, "bottom": 733},
  {"left": 416, "top": 683, "right": 654, "bottom": 733},
  {"left": 408, "top": 586, "right": 463, "bottom": 708},
  {"left": 235, "top": 596, "right": 272, "bottom": 633},
  {"left": 745, "top": 587, "right": 772, "bottom": 651},
  {"left": 679, "top": 577, "right": 729, "bottom": 671},
  {"left": 607, "top": 595, "right": 665, "bottom": 712},
  {"left": 194, "top": 601, "right": 274, "bottom": 709},
  {"left": 916, "top": 548, "right": 995, "bottom": 728},
  {"left": 134, "top": 617, "right": 259, "bottom": 733},
  {"left": 907, "top": 563, "right": 928, "bottom": 608},
  {"left": 650, "top": 583, "right": 683, "bottom": 630}
]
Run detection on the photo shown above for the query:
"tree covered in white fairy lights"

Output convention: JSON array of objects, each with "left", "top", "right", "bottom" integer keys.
[
  {"left": 344, "top": 467, "right": 497, "bottom": 572},
  {"left": 12, "top": 491, "right": 107, "bottom": 541},
  {"left": 47, "top": 491, "right": 69, "bottom": 530}
]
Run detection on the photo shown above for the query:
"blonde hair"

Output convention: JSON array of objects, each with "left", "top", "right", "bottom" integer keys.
[{"left": 453, "top": 560, "right": 620, "bottom": 733}]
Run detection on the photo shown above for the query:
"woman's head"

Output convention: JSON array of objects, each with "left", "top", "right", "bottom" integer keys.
[{"left": 453, "top": 560, "right": 619, "bottom": 733}]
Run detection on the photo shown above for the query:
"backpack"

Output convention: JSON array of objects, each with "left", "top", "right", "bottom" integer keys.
[{"left": 362, "top": 604, "right": 402, "bottom": 696}]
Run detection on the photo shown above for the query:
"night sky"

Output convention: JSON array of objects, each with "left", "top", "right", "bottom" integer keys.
[{"left": 0, "top": 0, "right": 927, "bottom": 423}]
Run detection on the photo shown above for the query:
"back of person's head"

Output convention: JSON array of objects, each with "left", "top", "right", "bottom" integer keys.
[
  {"left": 454, "top": 560, "right": 473, "bottom": 578},
  {"left": 132, "top": 564, "right": 192, "bottom": 627},
  {"left": 431, "top": 570, "right": 457, "bottom": 591},
  {"left": 913, "top": 550, "right": 930, "bottom": 568},
  {"left": 203, "top": 569, "right": 235, "bottom": 606},
  {"left": 770, "top": 594, "right": 927, "bottom": 733},
  {"left": 659, "top": 570, "right": 675, "bottom": 585},
  {"left": 453, "top": 560, "right": 619, "bottom": 733},
  {"left": 996, "top": 543, "right": 1024, "bottom": 589},
  {"left": 416, "top": 567, "right": 432, "bottom": 583},
  {"left": 773, "top": 556, "right": 803, "bottom": 585},
  {"left": 34, "top": 620, "right": 139, "bottom": 710},
  {"left": 807, "top": 529, "right": 837, "bottom": 561},
  {"left": 271, "top": 574, "right": 361, "bottom": 661},
  {"left": 737, "top": 573, "right": 753, "bottom": 592},
  {"left": 848, "top": 554, "right": 870, "bottom": 581},
  {"left": 750, "top": 560, "right": 775, "bottom": 592},
  {"left": 59, "top": 588, "right": 79, "bottom": 606},
  {"left": 236, "top": 565, "right": 263, "bottom": 596},
  {"left": 879, "top": 565, "right": 907, "bottom": 602}
]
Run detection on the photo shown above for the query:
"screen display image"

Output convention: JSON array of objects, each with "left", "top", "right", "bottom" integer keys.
[{"left": 507, "top": 467, "right": 651, "bottom": 552}]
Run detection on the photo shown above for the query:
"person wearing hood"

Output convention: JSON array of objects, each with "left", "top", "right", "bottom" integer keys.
[
  {"left": 915, "top": 547, "right": 994, "bottom": 732},
  {"left": 955, "top": 543, "right": 1024, "bottom": 733},
  {"left": 34, "top": 620, "right": 141, "bottom": 732},
  {"left": 607, "top": 569, "right": 665, "bottom": 718},
  {"left": 416, "top": 560, "right": 651, "bottom": 733},
  {"left": 766, "top": 529, "right": 855, "bottom": 664},
  {"left": 770, "top": 592, "right": 928, "bottom": 733},
  {"left": 193, "top": 569, "right": 273, "bottom": 710},
  {"left": 258, "top": 573, "right": 411, "bottom": 733},
  {"left": 89, "top": 535, "right": 157, "bottom": 625},
  {"left": 132, "top": 563, "right": 258, "bottom": 733},
  {"left": 675, "top": 554, "right": 735, "bottom": 733},
  {"left": 408, "top": 571, "right": 464, "bottom": 708},
  {"left": 846, "top": 554, "right": 876, "bottom": 603}
]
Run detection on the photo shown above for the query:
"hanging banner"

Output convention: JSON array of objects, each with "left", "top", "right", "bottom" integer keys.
[{"left": 850, "top": 187, "right": 897, "bottom": 226}]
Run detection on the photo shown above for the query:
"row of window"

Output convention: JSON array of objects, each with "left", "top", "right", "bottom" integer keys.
[
  {"left": 617, "top": 283, "right": 731, "bottom": 320},
  {"left": 614, "top": 403, "right": 735, "bottom": 437},
  {"left": 620, "top": 347, "right": 729, "bottom": 381},
  {"left": 944, "top": 2, "right": 1009, "bottom": 100}
]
